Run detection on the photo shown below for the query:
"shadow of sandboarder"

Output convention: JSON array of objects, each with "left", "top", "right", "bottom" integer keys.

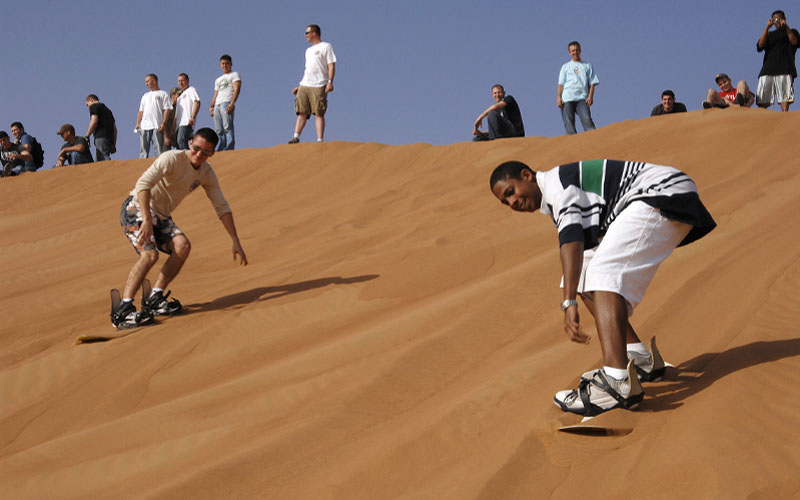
[
  {"left": 183, "top": 274, "right": 379, "bottom": 313},
  {"left": 640, "top": 338, "right": 800, "bottom": 412}
]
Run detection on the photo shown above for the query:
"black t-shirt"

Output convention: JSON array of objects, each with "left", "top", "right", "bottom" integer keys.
[
  {"left": 502, "top": 95, "right": 525, "bottom": 136},
  {"left": 89, "top": 102, "right": 116, "bottom": 139},
  {"left": 61, "top": 136, "right": 94, "bottom": 164},
  {"left": 757, "top": 27, "right": 800, "bottom": 78},
  {"left": 650, "top": 102, "right": 688, "bottom": 116}
]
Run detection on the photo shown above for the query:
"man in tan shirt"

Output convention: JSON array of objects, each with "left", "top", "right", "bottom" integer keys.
[{"left": 113, "top": 127, "right": 248, "bottom": 328}]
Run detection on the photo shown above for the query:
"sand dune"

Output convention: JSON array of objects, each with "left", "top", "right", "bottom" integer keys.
[{"left": 2, "top": 108, "right": 799, "bottom": 499}]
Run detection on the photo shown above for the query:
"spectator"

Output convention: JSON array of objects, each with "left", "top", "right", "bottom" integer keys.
[
  {"left": 84, "top": 94, "right": 117, "bottom": 161},
  {"left": 288, "top": 24, "right": 337, "bottom": 144},
  {"left": 651, "top": 90, "right": 688, "bottom": 116},
  {"left": 557, "top": 41, "right": 599, "bottom": 135},
  {"left": 9, "top": 122, "right": 44, "bottom": 172},
  {"left": 175, "top": 73, "right": 201, "bottom": 150},
  {"left": 163, "top": 87, "right": 181, "bottom": 150},
  {"left": 473, "top": 84, "right": 525, "bottom": 140},
  {"left": 55, "top": 124, "right": 93, "bottom": 167},
  {"left": 209, "top": 54, "right": 241, "bottom": 151},
  {"left": 135, "top": 74, "right": 172, "bottom": 158},
  {"left": 702, "top": 74, "right": 755, "bottom": 109},
  {"left": 0, "top": 130, "right": 34, "bottom": 177},
  {"left": 756, "top": 10, "right": 800, "bottom": 112}
]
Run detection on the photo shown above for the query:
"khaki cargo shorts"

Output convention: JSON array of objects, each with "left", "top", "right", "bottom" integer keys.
[{"left": 294, "top": 85, "right": 328, "bottom": 116}]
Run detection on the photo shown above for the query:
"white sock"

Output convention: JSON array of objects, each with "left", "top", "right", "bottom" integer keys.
[
  {"left": 317, "top": 138, "right": 323, "bottom": 142},
  {"left": 627, "top": 342, "right": 650, "bottom": 356},
  {"left": 293, "top": 133, "right": 300, "bottom": 139},
  {"left": 122, "top": 298, "right": 134, "bottom": 303},
  {"left": 150, "top": 288, "right": 163, "bottom": 298},
  {"left": 603, "top": 366, "right": 628, "bottom": 381}
]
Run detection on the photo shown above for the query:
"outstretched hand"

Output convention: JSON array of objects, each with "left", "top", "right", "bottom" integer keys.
[
  {"left": 564, "top": 306, "right": 591, "bottom": 344},
  {"left": 232, "top": 241, "right": 248, "bottom": 266}
]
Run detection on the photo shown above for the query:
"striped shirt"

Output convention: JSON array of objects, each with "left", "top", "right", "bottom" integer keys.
[{"left": 537, "top": 159, "right": 716, "bottom": 248}]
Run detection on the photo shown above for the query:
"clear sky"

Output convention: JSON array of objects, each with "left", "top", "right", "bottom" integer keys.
[{"left": 2, "top": 0, "right": 788, "bottom": 166}]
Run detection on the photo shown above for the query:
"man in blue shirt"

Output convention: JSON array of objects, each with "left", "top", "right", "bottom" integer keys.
[{"left": 557, "top": 41, "right": 600, "bottom": 135}]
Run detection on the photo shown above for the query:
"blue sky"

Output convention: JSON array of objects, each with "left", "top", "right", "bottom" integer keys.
[{"left": 2, "top": 0, "right": 786, "bottom": 165}]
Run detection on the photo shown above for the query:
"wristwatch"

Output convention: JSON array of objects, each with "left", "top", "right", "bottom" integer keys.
[{"left": 560, "top": 299, "right": 578, "bottom": 311}]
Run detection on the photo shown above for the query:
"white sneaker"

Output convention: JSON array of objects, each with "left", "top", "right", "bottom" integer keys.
[{"left": 555, "top": 360, "right": 644, "bottom": 416}]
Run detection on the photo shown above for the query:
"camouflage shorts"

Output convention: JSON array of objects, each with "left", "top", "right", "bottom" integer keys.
[{"left": 120, "top": 195, "right": 184, "bottom": 254}]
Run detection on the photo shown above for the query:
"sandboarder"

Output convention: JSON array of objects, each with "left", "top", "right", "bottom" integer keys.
[
  {"left": 489, "top": 159, "right": 715, "bottom": 416},
  {"left": 112, "top": 127, "right": 248, "bottom": 328}
]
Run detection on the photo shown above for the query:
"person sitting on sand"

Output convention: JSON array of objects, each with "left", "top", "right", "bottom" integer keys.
[
  {"left": 473, "top": 84, "right": 525, "bottom": 141},
  {"left": 702, "top": 73, "right": 755, "bottom": 109},
  {"left": 112, "top": 128, "right": 248, "bottom": 328},
  {"left": 0, "top": 130, "right": 34, "bottom": 177},
  {"left": 489, "top": 159, "right": 716, "bottom": 416},
  {"left": 55, "top": 124, "right": 93, "bottom": 167},
  {"left": 650, "top": 90, "right": 687, "bottom": 116}
]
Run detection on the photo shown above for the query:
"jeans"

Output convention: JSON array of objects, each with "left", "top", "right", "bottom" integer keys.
[
  {"left": 177, "top": 125, "right": 194, "bottom": 150},
  {"left": 94, "top": 137, "right": 113, "bottom": 161},
  {"left": 139, "top": 128, "right": 164, "bottom": 158},
  {"left": 213, "top": 102, "right": 235, "bottom": 151},
  {"left": 487, "top": 109, "right": 523, "bottom": 139},
  {"left": 561, "top": 100, "right": 596, "bottom": 135}
]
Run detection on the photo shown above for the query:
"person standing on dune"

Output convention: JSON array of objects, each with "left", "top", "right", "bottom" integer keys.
[
  {"left": 490, "top": 159, "right": 715, "bottom": 416},
  {"left": 288, "top": 24, "right": 337, "bottom": 144},
  {"left": 112, "top": 128, "right": 248, "bottom": 329},
  {"left": 756, "top": 10, "right": 800, "bottom": 112}
]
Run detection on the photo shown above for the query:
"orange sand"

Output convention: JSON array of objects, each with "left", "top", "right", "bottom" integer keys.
[{"left": 2, "top": 109, "right": 799, "bottom": 499}]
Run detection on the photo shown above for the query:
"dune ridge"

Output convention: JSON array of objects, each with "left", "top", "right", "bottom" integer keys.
[{"left": 1, "top": 108, "right": 799, "bottom": 499}]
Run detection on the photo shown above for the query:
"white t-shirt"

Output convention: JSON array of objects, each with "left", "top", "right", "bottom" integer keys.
[
  {"left": 175, "top": 86, "right": 201, "bottom": 127},
  {"left": 299, "top": 41, "right": 337, "bottom": 87},
  {"left": 139, "top": 90, "right": 172, "bottom": 130},
  {"left": 214, "top": 71, "right": 241, "bottom": 104}
]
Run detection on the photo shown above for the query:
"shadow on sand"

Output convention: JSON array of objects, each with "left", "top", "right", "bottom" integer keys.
[
  {"left": 642, "top": 338, "right": 800, "bottom": 412},
  {"left": 183, "top": 274, "right": 380, "bottom": 313}
]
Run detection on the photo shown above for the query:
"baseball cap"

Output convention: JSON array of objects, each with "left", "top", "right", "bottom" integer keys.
[
  {"left": 715, "top": 73, "right": 730, "bottom": 84},
  {"left": 56, "top": 124, "right": 75, "bottom": 135}
]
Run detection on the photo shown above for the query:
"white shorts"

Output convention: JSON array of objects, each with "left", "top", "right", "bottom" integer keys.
[
  {"left": 563, "top": 201, "right": 692, "bottom": 315},
  {"left": 756, "top": 74, "right": 795, "bottom": 106}
]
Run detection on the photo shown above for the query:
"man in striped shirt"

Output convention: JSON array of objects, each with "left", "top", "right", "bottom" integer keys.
[{"left": 490, "top": 159, "right": 715, "bottom": 416}]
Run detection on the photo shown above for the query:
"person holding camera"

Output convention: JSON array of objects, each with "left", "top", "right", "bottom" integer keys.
[{"left": 756, "top": 10, "right": 800, "bottom": 112}]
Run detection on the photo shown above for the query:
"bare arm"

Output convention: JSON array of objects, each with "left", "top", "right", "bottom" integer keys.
[
  {"left": 326, "top": 63, "right": 336, "bottom": 93},
  {"left": 560, "top": 241, "right": 590, "bottom": 344},
  {"left": 557, "top": 84, "right": 564, "bottom": 108},
  {"left": 788, "top": 24, "right": 798, "bottom": 45},
  {"left": 587, "top": 84, "right": 596, "bottom": 106},
  {"left": 135, "top": 111, "right": 143, "bottom": 129},
  {"left": 136, "top": 189, "right": 153, "bottom": 246},
  {"left": 86, "top": 114, "right": 99, "bottom": 138},
  {"left": 758, "top": 19, "right": 772, "bottom": 49},
  {"left": 190, "top": 99, "right": 200, "bottom": 126},
  {"left": 219, "top": 212, "right": 248, "bottom": 265},
  {"left": 226, "top": 81, "right": 242, "bottom": 114},
  {"left": 473, "top": 100, "right": 508, "bottom": 133},
  {"left": 209, "top": 90, "right": 219, "bottom": 117}
]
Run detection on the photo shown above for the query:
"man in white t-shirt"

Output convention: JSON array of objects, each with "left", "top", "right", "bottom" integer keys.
[
  {"left": 176, "top": 73, "right": 201, "bottom": 150},
  {"left": 135, "top": 74, "right": 173, "bottom": 158},
  {"left": 209, "top": 54, "right": 241, "bottom": 151},
  {"left": 288, "top": 24, "right": 337, "bottom": 144}
]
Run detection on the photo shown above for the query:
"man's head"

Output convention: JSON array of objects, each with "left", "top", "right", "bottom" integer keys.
[
  {"left": 85, "top": 94, "right": 99, "bottom": 107},
  {"left": 771, "top": 10, "right": 786, "bottom": 29},
  {"left": 489, "top": 161, "right": 542, "bottom": 212},
  {"left": 491, "top": 84, "right": 506, "bottom": 102},
  {"left": 187, "top": 128, "right": 219, "bottom": 167},
  {"left": 568, "top": 41, "right": 582, "bottom": 61},
  {"left": 9, "top": 122, "right": 24, "bottom": 139},
  {"left": 715, "top": 73, "right": 733, "bottom": 92},
  {"left": 145, "top": 74, "right": 159, "bottom": 90},
  {"left": 220, "top": 55, "right": 233, "bottom": 73},
  {"left": 305, "top": 24, "right": 321, "bottom": 43},
  {"left": 178, "top": 73, "right": 190, "bottom": 90},
  {"left": 57, "top": 124, "right": 76, "bottom": 141},
  {"left": 661, "top": 90, "right": 676, "bottom": 112},
  {"left": 0, "top": 131, "right": 12, "bottom": 149}
]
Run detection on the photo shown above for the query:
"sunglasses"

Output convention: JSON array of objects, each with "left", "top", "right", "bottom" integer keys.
[{"left": 191, "top": 144, "right": 214, "bottom": 157}]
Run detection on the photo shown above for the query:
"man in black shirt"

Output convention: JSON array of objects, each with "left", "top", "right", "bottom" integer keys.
[
  {"left": 756, "top": 10, "right": 800, "bottom": 112},
  {"left": 0, "top": 130, "right": 34, "bottom": 177},
  {"left": 84, "top": 94, "right": 117, "bottom": 161},
  {"left": 473, "top": 84, "right": 525, "bottom": 141},
  {"left": 55, "top": 124, "right": 93, "bottom": 167},
  {"left": 650, "top": 90, "right": 688, "bottom": 116}
]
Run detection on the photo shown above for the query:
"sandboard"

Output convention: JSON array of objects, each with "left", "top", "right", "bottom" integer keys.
[
  {"left": 556, "top": 409, "right": 637, "bottom": 436},
  {"left": 75, "top": 283, "right": 154, "bottom": 345}
]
